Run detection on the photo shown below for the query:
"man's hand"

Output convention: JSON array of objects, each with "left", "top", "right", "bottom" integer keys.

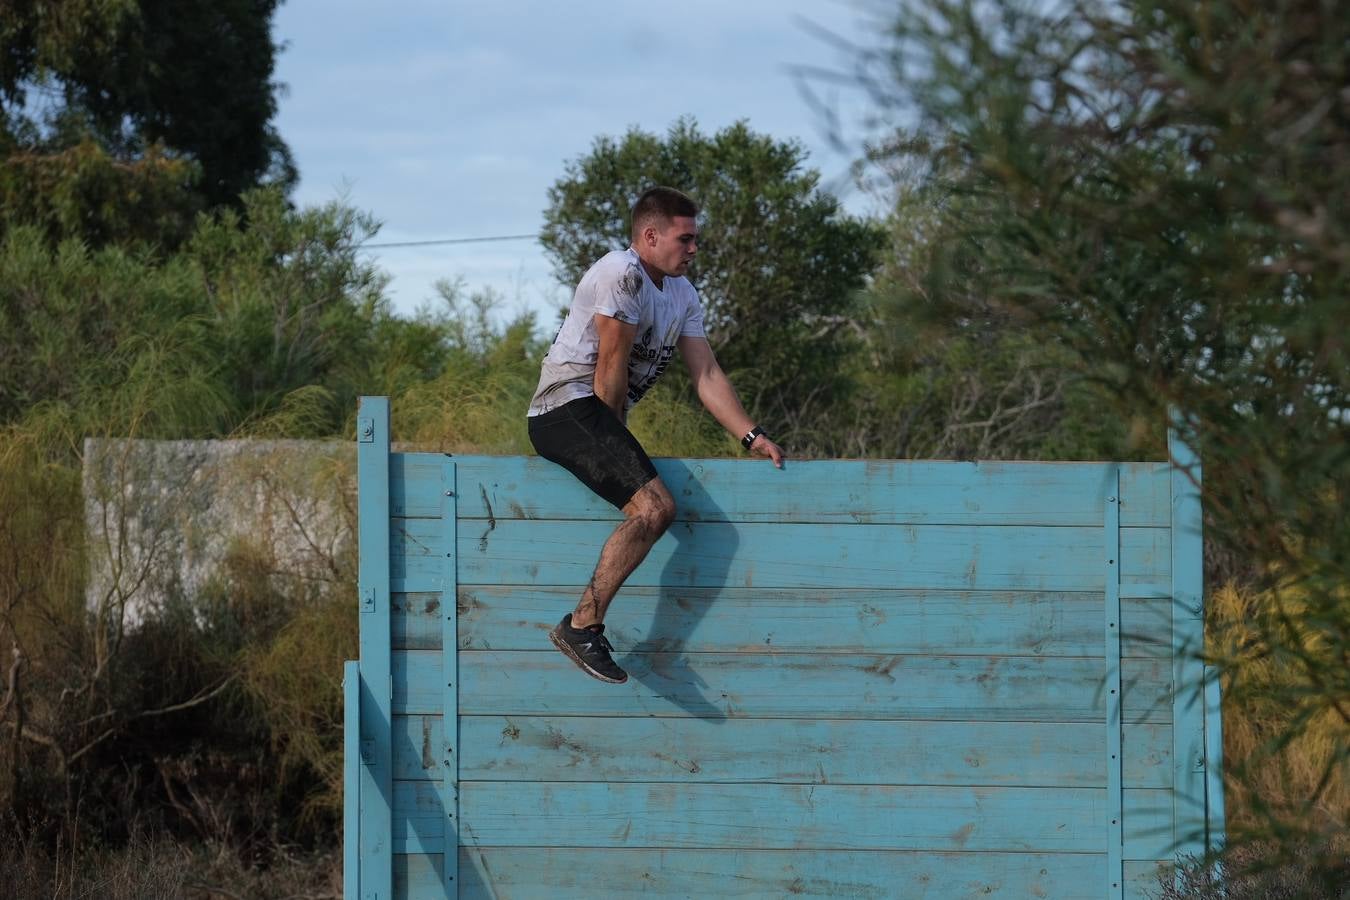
[{"left": 749, "top": 433, "right": 786, "bottom": 469}]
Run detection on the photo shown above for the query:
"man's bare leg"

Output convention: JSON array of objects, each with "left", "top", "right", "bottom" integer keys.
[{"left": 570, "top": 478, "right": 676, "bottom": 628}]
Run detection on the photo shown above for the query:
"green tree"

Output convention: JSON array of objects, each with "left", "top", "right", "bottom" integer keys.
[
  {"left": 1, "top": 0, "right": 293, "bottom": 242},
  {"left": 188, "top": 189, "right": 395, "bottom": 432},
  {"left": 67, "top": 0, "right": 296, "bottom": 207},
  {"left": 0, "top": 1, "right": 130, "bottom": 105},
  {"left": 852, "top": 174, "right": 1144, "bottom": 461},
  {"left": 863, "top": 0, "right": 1348, "bottom": 869},
  {"left": 0, "top": 188, "right": 453, "bottom": 435},
  {"left": 0, "top": 139, "right": 201, "bottom": 249},
  {"left": 0, "top": 224, "right": 221, "bottom": 429},
  {"left": 540, "top": 119, "right": 884, "bottom": 451}
]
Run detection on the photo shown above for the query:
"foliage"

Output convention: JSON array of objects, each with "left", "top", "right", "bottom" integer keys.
[
  {"left": 0, "top": 821, "right": 191, "bottom": 900},
  {"left": 1159, "top": 840, "right": 1349, "bottom": 900},
  {"left": 0, "top": 139, "right": 200, "bottom": 249},
  {"left": 0, "top": 188, "right": 451, "bottom": 435},
  {"left": 188, "top": 189, "right": 400, "bottom": 432},
  {"left": 0, "top": 248, "right": 559, "bottom": 863},
  {"left": 628, "top": 380, "right": 739, "bottom": 459},
  {"left": 0, "top": 2, "right": 133, "bottom": 104},
  {"left": 0, "top": 225, "right": 223, "bottom": 429},
  {"left": 1209, "top": 583, "right": 1348, "bottom": 837},
  {"left": 861, "top": 0, "right": 1349, "bottom": 855},
  {"left": 540, "top": 118, "right": 885, "bottom": 449},
  {"left": 854, "top": 179, "right": 1151, "bottom": 460},
  {"left": 392, "top": 280, "right": 547, "bottom": 453},
  {"left": 849, "top": 322, "right": 1140, "bottom": 460},
  {"left": 0, "top": 178, "right": 480, "bottom": 864},
  {"left": 0, "top": 817, "right": 341, "bottom": 899},
  {"left": 1, "top": 0, "right": 294, "bottom": 213},
  {"left": 242, "top": 592, "right": 356, "bottom": 828}
]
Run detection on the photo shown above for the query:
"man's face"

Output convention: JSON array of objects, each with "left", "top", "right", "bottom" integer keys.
[{"left": 647, "top": 215, "right": 699, "bottom": 278}]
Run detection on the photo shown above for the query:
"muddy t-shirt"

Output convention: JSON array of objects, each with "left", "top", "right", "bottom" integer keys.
[{"left": 527, "top": 247, "right": 706, "bottom": 416}]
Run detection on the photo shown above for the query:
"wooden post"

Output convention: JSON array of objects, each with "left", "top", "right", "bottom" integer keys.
[
  {"left": 1104, "top": 464, "right": 1124, "bottom": 899},
  {"left": 357, "top": 397, "right": 393, "bottom": 898},
  {"left": 1170, "top": 415, "right": 1208, "bottom": 864},
  {"left": 344, "top": 659, "right": 361, "bottom": 898},
  {"left": 438, "top": 458, "right": 459, "bottom": 894}
]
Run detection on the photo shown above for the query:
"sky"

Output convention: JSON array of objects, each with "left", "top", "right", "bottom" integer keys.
[{"left": 271, "top": 0, "right": 889, "bottom": 326}]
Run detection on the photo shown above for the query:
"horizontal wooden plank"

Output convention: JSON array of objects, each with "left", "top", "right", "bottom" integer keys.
[
  {"left": 390, "top": 576, "right": 447, "bottom": 594},
  {"left": 393, "top": 592, "right": 447, "bottom": 650},
  {"left": 393, "top": 779, "right": 450, "bottom": 856},
  {"left": 440, "top": 586, "right": 1173, "bottom": 657},
  {"left": 392, "top": 517, "right": 453, "bottom": 586},
  {"left": 393, "top": 779, "right": 1173, "bottom": 854},
  {"left": 393, "top": 849, "right": 1169, "bottom": 899},
  {"left": 1125, "top": 859, "right": 1175, "bottom": 899},
  {"left": 428, "top": 455, "right": 1171, "bottom": 526},
  {"left": 391, "top": 781, "right": 1175, "bottom": 857},
  {"left": 394, "top": 520, "right": 1170, "bottom": 591},
  {"left": 394, "top": 650, "right": 1172, "bottom": 723},
  {"left": 389, "top": 453, "right": 451, "bottom": 518},
  {"left": 1122, "top": 526, "right": 1171, "bottom": 588},
  {"left": 393, "top": 715, "right": 1172, "bottom": 788}
]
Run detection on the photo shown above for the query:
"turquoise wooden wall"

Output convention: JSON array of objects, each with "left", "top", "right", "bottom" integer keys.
[{"left": 345, "top": 396, "right": 1225, "bottom": 899}]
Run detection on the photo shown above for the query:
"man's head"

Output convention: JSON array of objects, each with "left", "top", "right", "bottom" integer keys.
[{"left": 630, "top": 186, "right": 699, "bottom": 280}]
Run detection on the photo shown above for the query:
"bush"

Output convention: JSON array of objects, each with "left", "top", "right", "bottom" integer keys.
[
  {"left": 0, "top": 816, "right": 340, "bottom": 900},
  {"left": 1159, "top": 841, "right": 1349, "bottom": 899}
]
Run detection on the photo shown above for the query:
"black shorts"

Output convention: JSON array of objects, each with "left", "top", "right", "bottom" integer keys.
[{"left": 528, "top": 395, "right": 659, "bottom": 509}]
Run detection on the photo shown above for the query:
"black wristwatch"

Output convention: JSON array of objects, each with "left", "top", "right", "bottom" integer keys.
[{"left": 741, "top": 425, "right": 766, "bottom": 450}]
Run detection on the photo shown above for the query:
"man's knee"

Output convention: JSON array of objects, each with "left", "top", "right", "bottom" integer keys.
[{"left": 627, "top": 479, "right": 676, "bottom": 534}]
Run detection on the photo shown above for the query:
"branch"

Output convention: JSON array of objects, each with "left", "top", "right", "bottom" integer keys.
[
  {"left": 15, "top": 723, "right": 69, "bottom": 774},
  {"left": 66, "top": 726, "right": 119, "bottom": 767},
  {"left": 183, "top": 883, "right": 246, "bottom": 900},
  {"left": 272, "top": 475, "right": 345, "bottom": 580},
  {"left": 131, "top": 674, "right": 236, "bottom": 722},
  {"left": 0, "top": 638, "right": 20, "bottom": 722},
  {"left": 27, "top": 675, "right": 236, "bottom": 771},
  {"left": 159, "top": 761, "right": 203, "bottom": 836}
]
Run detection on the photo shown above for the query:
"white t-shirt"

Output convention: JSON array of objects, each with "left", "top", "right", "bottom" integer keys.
[{"left": 528, "top": 247, "right": 707, "bottom": 416}]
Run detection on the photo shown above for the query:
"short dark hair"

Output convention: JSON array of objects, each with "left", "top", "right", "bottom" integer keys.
[{"left": 630, "top": 186, "right": 699, "bottom": 240}]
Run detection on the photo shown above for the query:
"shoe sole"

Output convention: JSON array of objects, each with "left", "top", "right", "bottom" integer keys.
[{"left": 549, "top": 628, "right": 628, "bottom": 684}]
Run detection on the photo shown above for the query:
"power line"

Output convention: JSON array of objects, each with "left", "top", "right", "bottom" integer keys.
[{"left": 361, "top": 233, "right": 539, "bottom": 249}]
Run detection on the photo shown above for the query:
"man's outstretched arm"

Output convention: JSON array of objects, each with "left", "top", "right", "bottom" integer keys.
[{"left": 678, "top": 335, "right": 785, "bottom": 467}]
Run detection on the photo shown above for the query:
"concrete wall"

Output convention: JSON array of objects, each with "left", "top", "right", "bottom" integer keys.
[{"left": 83, "top": 438, "right": 354, "bottom": 623}]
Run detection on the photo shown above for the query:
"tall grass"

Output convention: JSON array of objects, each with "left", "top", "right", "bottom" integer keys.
[
  {"left": 1151, "top": 581, "right": 1350, "bottom": 896},
  {"left": 0, "top": 818, "right": 341, "bottom": 899},
  {"left": 1210, "top": 583, "right": 1349, "bottom": 838}
]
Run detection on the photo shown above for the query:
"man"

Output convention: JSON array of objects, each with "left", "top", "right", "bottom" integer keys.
[{"left": 527, "top": 186, "right": 785, "bottom": 684}]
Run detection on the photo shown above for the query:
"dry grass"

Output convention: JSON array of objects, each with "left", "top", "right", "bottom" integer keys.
[
  {"left": 0, "top": 822, "right": 341, "bottom": 900},
  {"left": 1156, "top": 581, "right": 1350, "bottom": 896},
  {"left": 1209, "top": 583, "right": 1350, "bottom": 834},
  {"left": 1159, "top": 840, "right": 1349, "bottom": 899}
]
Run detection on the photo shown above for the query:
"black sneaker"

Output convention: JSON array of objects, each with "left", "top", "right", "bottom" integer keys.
[{"left": 549, "top": 614, "right": 628, "bottom": 684}]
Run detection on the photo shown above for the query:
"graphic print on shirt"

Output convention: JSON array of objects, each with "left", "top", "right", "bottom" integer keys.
[
  {"left": 618, "top": 264, "right": 642, "bottom": 304},
  {"left": 627, "top": 324, "right": 675, "bottom": 405}
]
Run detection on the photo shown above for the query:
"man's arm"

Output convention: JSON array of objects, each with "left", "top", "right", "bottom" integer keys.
[
  {"left": 593, "top": 313, "right": 637, "bottom": 420},
  {"left": 678, "top": 335, "right": 785, "bottom": 467}
]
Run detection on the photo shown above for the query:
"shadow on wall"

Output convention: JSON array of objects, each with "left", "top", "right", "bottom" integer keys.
[{"left": 622, "top": 459, "right": 737, "bottom": 724}]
